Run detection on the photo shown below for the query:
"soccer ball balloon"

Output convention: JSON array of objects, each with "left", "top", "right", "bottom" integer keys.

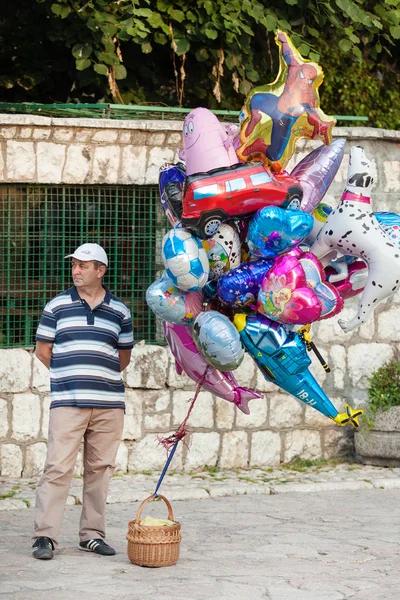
[{"left": 162, "top": 228, "right": 210, "bottom": 291}]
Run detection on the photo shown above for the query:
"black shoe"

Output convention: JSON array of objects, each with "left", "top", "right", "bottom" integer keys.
[
  {"left": 32, "top": 536, "right": 54, "bottom": 560},
  {"left": 78, "top": 539, "right": 116, "bottom": 556}
]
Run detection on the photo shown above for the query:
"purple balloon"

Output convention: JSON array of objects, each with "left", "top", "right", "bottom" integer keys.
[
  {"left": 163, "top": 321, "right": 262, "bottom": 414},
  {"left": 291, "top": 139, "right": 345, "bottom": 213},
  {"left": 217, "top": 260, "right": 274, "bottom": 307}
]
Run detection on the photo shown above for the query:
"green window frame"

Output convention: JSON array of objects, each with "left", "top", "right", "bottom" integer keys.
[{"left": 0, "top": 184, "right": 168, "bottom": 348}]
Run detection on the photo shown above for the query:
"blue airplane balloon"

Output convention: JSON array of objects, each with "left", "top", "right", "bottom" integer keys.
[{"left": 234, "top": 313, "right": 363, "bottom": 428}]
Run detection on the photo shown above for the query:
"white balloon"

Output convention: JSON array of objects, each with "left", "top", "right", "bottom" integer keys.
[{"left": 311, "top": 146, "right": 400, "bottom": 333}]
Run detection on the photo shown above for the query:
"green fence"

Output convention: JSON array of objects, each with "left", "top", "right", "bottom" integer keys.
[{"left": 0, "top": 184, "right": 167, "bottom": 348}]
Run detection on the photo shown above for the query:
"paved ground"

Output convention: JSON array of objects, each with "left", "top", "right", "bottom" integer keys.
[{"left": 1, "top": 461, "right": 400, "bottom": 599}]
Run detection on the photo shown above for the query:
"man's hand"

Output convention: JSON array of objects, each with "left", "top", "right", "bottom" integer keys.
[
  {"left": 119, "top": 349, "right": 132, "bottom": 372},
  {"left": 35, "top": 342, "right": 53, "bottom": 370}
]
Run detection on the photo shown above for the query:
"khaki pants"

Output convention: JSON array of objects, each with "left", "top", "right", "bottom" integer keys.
[{"left": 34, "top": 406, "right": 124, "bottom": 546}]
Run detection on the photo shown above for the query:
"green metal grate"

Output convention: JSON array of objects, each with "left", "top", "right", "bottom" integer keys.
[
  {"left": 0, "top": 102, "right": 369, "bottom": 124},
  {"left": 0, "top": 184, "right": 168, "bottom": 348}
]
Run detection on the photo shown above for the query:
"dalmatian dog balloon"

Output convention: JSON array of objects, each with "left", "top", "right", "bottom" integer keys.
[{"left": 311, "top": 145, "right": 400, "bottom": 333}]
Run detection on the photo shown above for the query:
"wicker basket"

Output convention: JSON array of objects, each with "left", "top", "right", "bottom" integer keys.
[{"left": 126, "top": 494, "right": 182, "bottom": 567}]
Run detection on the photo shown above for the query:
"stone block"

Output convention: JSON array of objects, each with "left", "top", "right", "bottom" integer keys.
[
  {"left": 122, "top": 390, "right": 143, "bottom": 440},
  {"left": 0, "top": 444, "right": 23, "bottom": 477},
  {"left": 184, "top": 432, "right": 220, "bottom": 471},
  {"left": 41, "top": 396, "right": 51, "bottom": 439},
  {"left": 32, "top": 355, "right": 50, "bottom": 392},
  {"left": 145, "top": 147, "right": 175, "bottom": 184},
  {"left": 0, "top": 398, "right": 9, "bottom": 438},
  {"left": 144, "top": 413, "right": 171, "bottom": 430},
  {"left": 269, "top": 393, "right": 303, "bottom": 428},
  {"left": 167, "top": 132, "right": 183, "bottom": 145},
  {"left": 92, "top": 146, "right": 120, "bottom": 183},
  {"left": 250, "top": 431, "right": 281, "bottom": 467},
  {"left": 52, "top": 128, "right": 74, "bottom": 142},
  {"left": 74, "top": 130, "right": 93, "bottom": 142},
  {"left": 172, "top": 390, "right": 214, "bottom": 428},
  {"left": 19, "top": 127, "right": 32, "bottom": 138},
  {"left": 0, "top": 126, "right": 17, "bottom": 139},
  {"left": 120, "top": 145, "right": 147, "bottom": 184},
  {"left": 355, "top": 429, "right": 400, "bottom": 466},
  {"left": 377, "top": 307, "right": 400, "bottom": 341},
  {"left": 254, "top": 368, "right": 277, "bottom": 393},
  {"left": 23, "top": 442, "right": 47, "bottom": 477},
  {"left": 37, "top": 142, "right": 66, "bottom": 183},
  {"left": 0, "top": 349, "right": 31, "bottom": 393},
  {"left": 219, "top": 431, "right": 249, "bottom": 469},
  {"left": 125, "top": 345, "right": 168, "bottom": 389},
  {"left": 119, "top": 132, "right": 131, "bottom": 143},
  {"left": 369, "top": 407, "right": 400, "bottom": 432},
  {"left": 233, "top": 353, "right": 256, "bottom": 388},
  {"left": 6, "top": 141, "right": 35, "bottom": 180},
  {"left": 283, "top": 430, "right": 322, "bottom": 462},
  {"left": 235, "top": 396, "right": 267, "bottom": 428},
  {"left": 0, "top": 148, "right": 4, "bottom": 181},
  {"left": 323, "top": 429, "right": 353, "bottom": 459},
  {"left": 92, "top": 130, "right": 118, "bottom": 143},
  {"left": 314, "top": 303, "right": 376, "bottom": 343},
  {"left": 114, "top": 443, "right": 128, "bottom": 473},
  {"left": 309, "top": 353, "right": 327, "bottom": 387},
  {"left": 304, "top": 396, "right": 340, "bottom": 427},
  {"left": 329, "top": 345, "right": 346, "bottom": 390},
  {"left": 347, "top": 343, "right": 394, "bottom": 389},
  {"left": 383, "top": 160, "right": 400, "bottom": 192},
  {"left": 12, "top": 392, "right": 41, "bottom": 441},
  {"left": 32, "top": 128, "right": 51, "bottom": 140},
  {"left": 148, "top": 133, "right": 166, "bottom": 146},
  {"left": 128, "top": 433, "right": 183, "bottom": 471},
  {"left": 215, "top": 398, "right": 235, "bottom": 430},
  {"left": 62, "top": 144, "right": 91, "bottom": 183},
  {"left": 166, "top": 349, "right": 194, "bottom": 388},
  {"left": 142, "top": 389, "right": 171, "bottom": 413}
]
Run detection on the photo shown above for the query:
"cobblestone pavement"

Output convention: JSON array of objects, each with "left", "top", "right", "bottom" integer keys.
[
  {"left": 1, "top": 486, "right": 400, "bottom": 600},
  {"left": 1, "top": 460, "right": 400, "bottom": 510}
]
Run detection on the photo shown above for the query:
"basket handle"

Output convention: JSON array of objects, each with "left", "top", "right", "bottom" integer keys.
[{"left": 134, "top": 494, "right": 175, "bottom": 524}]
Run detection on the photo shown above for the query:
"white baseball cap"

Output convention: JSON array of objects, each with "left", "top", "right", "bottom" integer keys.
[{"left": 65, "top": 243, "right": 108, "bottom": 267}]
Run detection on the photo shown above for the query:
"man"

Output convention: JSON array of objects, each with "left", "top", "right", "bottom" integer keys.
[{"left": 32, "top": 243, "right": 134, "bottom": 560}]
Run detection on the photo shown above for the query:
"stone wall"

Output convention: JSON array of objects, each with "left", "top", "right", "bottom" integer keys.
[{"left": 0, "top": 115, "right": 399, "bottom": 477}]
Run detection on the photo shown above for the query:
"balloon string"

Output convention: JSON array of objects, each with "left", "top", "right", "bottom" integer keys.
[{"left": 157, "top": 367, "right": 209, "bottom": 453}]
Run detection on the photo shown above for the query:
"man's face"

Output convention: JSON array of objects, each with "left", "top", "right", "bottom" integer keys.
[{"left": 71, "top": 260, "right": 104, "bottom": 288}]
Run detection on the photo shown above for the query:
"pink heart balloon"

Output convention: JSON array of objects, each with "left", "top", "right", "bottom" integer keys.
[{"left": 258, "top": 251, "right": 343, "bottom": 324}]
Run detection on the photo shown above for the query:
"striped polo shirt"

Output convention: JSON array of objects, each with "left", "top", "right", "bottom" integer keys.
[{"left": 36, "top": 286, "right": 134, "bottom": 410}]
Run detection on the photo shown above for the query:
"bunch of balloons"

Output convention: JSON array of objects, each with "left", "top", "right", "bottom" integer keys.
[{"left": 147, "top": 30, "right": 400, "bottom": 429}]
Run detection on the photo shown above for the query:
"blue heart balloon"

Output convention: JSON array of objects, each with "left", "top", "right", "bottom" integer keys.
[{"left": 246, "top": 206, "right": 314, "bottom": 258}]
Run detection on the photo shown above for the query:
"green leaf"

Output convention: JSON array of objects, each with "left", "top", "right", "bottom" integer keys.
[
  {"left": 51, "top": 3, "right": 71, "bottom": 18},
  {"left": 141, "top": 42, "right": 153, "bottom": 54},
  {"left": 286, "top": 0, "right": 298, "bottom": 5},
  {"left": 72, "top": 44, "right": 92, "bottom": 59},
  {"left": 239, "top": 79, "right": 253, "bottom": 95},
  {"left": 307, "top": 27, "right": 320, "bottom": 38},
  {"left": 246, "top": 69, "right": 259, "bottom": 83},
  {"left": 309, "top": 51, "right": 320, "bottom": 62},
  {"left": 203, "top": 0, "right": 213, "bottom": 15},
  {"left": 169, "top": 9, "right": 185, "bottom": 23},
  {"left": 174, "top": 37, "right": 190, "bottom": 55},
  {"left": 339, "top": 38, "right": 352, "bottom": 52},
  {"left": 114, "top": 64, "right": 127, "bottom": 79},
  {"left": 390, "top": 25, "right": 400, "bottom": 38},
  {"left": 204, "top": 28, "right": 218, "bottom": 40},
  {"left": 148, "top": 12, "right": 164, "bottom": 28},
  {"left": 186, "top": 11, "right": 197, "bottom": 23},
  {"left": 277, "top": 19, "right": 291, "bottom": 31},
  {"left": 157, "top": 0, "right": 169, "bottom": 10},
  {"left": 195, "top": 48, "right": 209, "bottom": 62},
  {"left": 297, "top": 43, "right": 309, "bottom": 56},
  {"left": 96, "top": 51, "right": 118, "bottom": 66},
  {"left": 154, "top": 32, "right": 167, "bottom": 44},
  {"left": 132, "top": 8, "right": 153, "bottom": 18},
  {"left": 76, "top": 58, "right": 91, "bottom": 71},
  {"left": 94, "top": 63, "right": 108, "bottom": 76}
]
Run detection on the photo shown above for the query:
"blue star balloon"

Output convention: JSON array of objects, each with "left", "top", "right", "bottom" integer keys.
[{"left": 246, "top": 206, "right": 314, "bottom": 258}]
